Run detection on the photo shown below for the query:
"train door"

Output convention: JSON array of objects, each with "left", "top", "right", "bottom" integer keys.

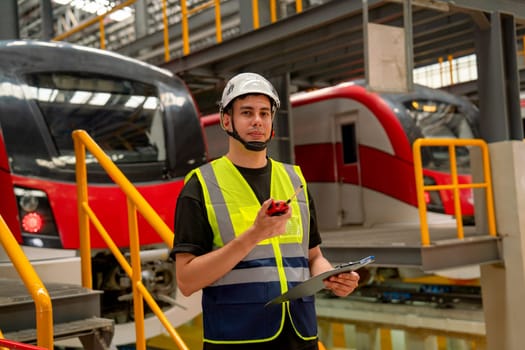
[{"left": 335, "top": 112, "right": 364, "bottom": 225}]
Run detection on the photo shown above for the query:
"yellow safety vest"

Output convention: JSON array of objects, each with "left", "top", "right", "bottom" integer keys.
[{"left": 187, "top": 156, "right": 317, "bottom": 344}]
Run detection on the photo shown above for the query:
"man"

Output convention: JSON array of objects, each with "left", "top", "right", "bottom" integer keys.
[{"left": 172, "top": 72, "right": 359, "bottom": 349}]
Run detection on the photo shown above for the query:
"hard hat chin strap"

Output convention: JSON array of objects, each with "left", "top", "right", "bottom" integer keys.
[
  {"left": 226, "top": 125, "right": 273, "bottom": 152},
  {"left": 225, "top": 129, "right": 269, "bottom": 152}
]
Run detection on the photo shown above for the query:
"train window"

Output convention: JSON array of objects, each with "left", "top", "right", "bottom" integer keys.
[
  {"left": 406, "top": 100, "right": 474, "bottom": 139},
  {"left": 340, "top": 123, "right": 357, "bottom": 164},
  {"left": 405, "top": 100, "right": 474, "bottom": 172},
  {"left": 24, "top": 72, "right": 165, "bottom": 165}
]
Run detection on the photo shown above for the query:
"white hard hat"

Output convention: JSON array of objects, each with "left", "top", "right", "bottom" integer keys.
[{"left": 220, "top": 72, "right": 280, "bottom": 112}]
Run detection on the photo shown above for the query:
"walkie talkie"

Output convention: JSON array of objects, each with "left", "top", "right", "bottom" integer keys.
[{"left": 266, "top": 185, "right": 304, "bottom": 216}]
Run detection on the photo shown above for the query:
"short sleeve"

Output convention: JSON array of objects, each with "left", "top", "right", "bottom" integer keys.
[{"left": 170, "top": 174, "right": 214, "bottom": 259}]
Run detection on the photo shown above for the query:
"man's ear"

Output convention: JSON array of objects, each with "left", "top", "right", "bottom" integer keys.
[
  {"left": 223, "top": 113, "right": 230, "bottom": 125},
  {"left": 220, "top": 112, "right": 231, "bottom": 131}
]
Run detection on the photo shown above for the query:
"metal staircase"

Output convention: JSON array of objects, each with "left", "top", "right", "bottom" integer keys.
[
  {"left": 0, "top": 212, "right": 115, "bottom": 349},
  {"left": 0, "top": 279, "right": 114, "bottom": 350}
]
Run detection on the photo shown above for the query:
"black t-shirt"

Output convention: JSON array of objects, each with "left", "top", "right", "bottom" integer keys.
[{"left": 171, "top": 160, "right": 322, "bottom": 257}]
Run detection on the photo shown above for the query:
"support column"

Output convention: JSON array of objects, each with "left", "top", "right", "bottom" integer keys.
[
  {"left": 134, "top": 0, "right": 148, "bottom": 39},
  {"left": 40, "top": 0, "right": 54, "bottom": 39},
  {"left": 473, "top": 8, "right": 525, "bottom": 349},
  {"left": 0, "top": 0, "right": 19, "bottom": 40},
  {"left": 480, "top": 141, "right": 525, "bottom": 350},
  {"left": 268, "top": 73, "right": 293, "bottom": 163},
  {"left": 475, "top": 12, "right": 522, "bottom": 142}
]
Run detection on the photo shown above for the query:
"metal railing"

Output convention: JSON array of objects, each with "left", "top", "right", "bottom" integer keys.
[
  {"left": 53, "top": 0, "right": 305, "bottom": 61},
  {"left": 72, "top": 129, "right": 187, "bottom": 350},
  {"left": 53, "top": 0, "right": 139, "bottom": 50},
  {"left": 412, "top": 138, "right": 497, "bottom": 246},
  {"left": 0, "top": 216, "right": 54, "bottom": 349}
]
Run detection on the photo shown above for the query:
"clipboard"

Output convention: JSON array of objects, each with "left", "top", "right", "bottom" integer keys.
[{"left": 265, "top": 255, "right": 375, "bottom": 307}]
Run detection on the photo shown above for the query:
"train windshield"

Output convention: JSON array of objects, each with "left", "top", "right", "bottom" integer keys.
[
  {"left": 24, "top": 72, "right": 165, "bottom": 165},
  {"left": 405, "top": 100, "right": 475, "bottom": 172}
]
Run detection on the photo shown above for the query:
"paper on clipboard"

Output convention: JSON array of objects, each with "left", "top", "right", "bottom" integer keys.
[{"left": 265, "top": 255, "right": 375, "bottom": 307}]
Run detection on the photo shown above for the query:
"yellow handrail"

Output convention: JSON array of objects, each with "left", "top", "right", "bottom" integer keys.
[
  {"left": 72, "top": 129, "right": 188, "bottom": 350},
  {"left": 180, "top": 0, "right": 190, "bottom": 55},
  {"left": 0, "top": 216, "right": 54, "bottom": 349},
  {"left": 252, "top": 0, "right": 260, "bottom": 29},
  {"left": 413, "top": 138, "right": 496, "bottom": 246}
]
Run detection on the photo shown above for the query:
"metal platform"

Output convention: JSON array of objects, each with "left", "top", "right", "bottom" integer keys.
[{"left": 319, "top": 222, "right": 502, "bottom": 272}]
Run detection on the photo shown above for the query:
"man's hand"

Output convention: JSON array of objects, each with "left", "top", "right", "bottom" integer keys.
[
  {"left": 247, "top": 199, "right": 292, "bottom": 243},
  {"left": 323, "top": 271, "right": 360, "bottom": 297}
]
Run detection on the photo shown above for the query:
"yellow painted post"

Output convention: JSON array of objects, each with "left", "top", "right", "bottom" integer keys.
[
  {"left": 332, "top": 322, "right": 346, "bottom": 348},
  {"left": 270, "top": 0, "right": 277, "bottom": 23},
  {"left": 214, "top": 0, "right": 222, "bottom": 43},
  {"left": 99, "top": 18, "right": 106, "bottom": 49},
  {"left": 438, "top": 56, "right": 444, "bottom": 86},
  {"left": 448, "top": 54, "right": 454, "bottom": 84},
  {"left": 252, "top": 0, "right": 259, "bottom": 29},
  {"left": 412, "top": 139, "right": 431, "bottom": 245},
  {"left": 128, "top": 199, "right": 146, "bottom": 350},
  {"left": 437, "top": 335, "right": 447, "bottom": 350},
  {"left": 73, "top": 131, "right": 92, "bottom": 289},
  {"left": 181, "top": 0, "right": 190, "bottom": 55},
  {"left": 448, "top": 144, "right": 464, "bottom": 239},
  {"left": 380, "top": 328, "right": 393, "bottom": 350},
  {"left": 296, "top": 0, "right": 303, "bottom": 13}
]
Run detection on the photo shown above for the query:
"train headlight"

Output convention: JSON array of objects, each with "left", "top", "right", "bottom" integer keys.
[
  {"left": 21, "top": 212, "right": 44, "bottom": 233},
  {"left": 13, "top": 186, "right": 61, "bottom": 248},
  {"left": 19, "top": 193, "right": 39, "bottom": 212}
]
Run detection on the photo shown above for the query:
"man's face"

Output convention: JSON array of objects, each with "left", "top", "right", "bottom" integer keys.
[{"left": 224, "top": 94, "right": 273, "bottom": 143}]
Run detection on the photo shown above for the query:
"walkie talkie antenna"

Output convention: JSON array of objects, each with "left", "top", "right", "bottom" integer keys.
[{"left": 286, "top": 185, "right": 304, "bottom": 204}]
